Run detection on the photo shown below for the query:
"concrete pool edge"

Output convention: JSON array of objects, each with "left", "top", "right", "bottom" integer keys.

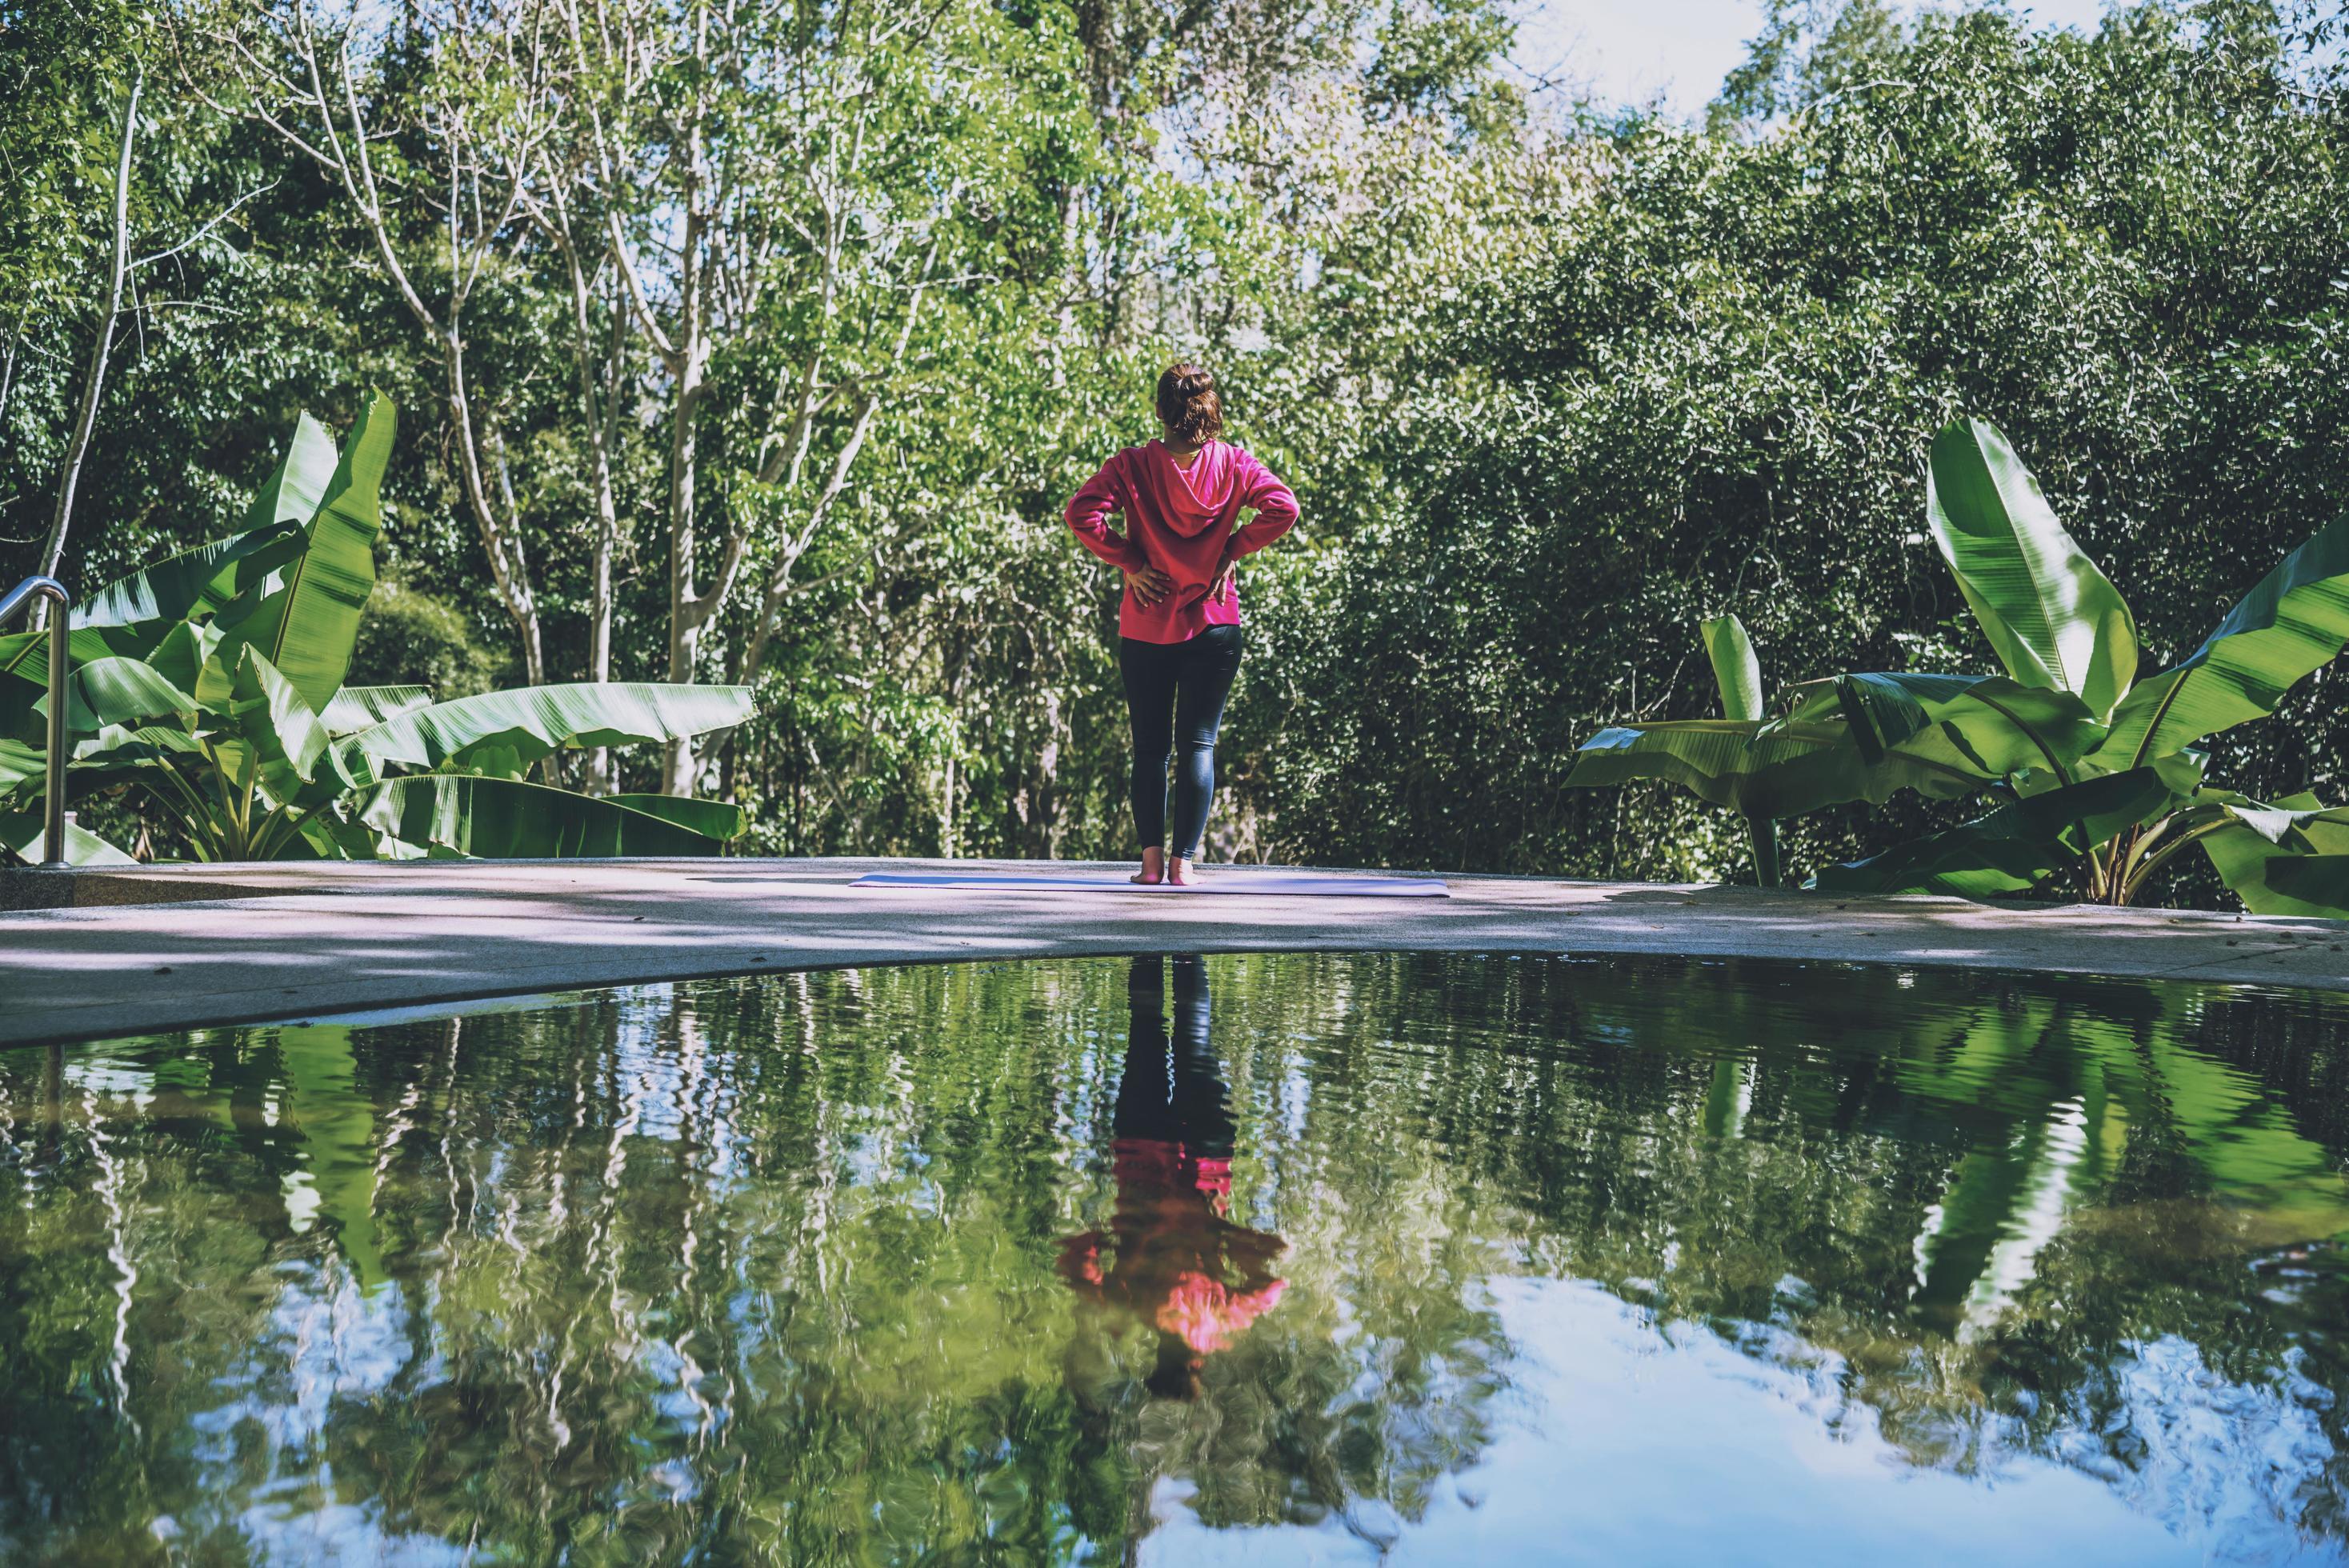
[{"left": 1, "top": 856, "right": 2343, "bottom": 1047}]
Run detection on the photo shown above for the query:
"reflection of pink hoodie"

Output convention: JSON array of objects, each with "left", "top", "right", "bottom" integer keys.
[
  {"left": 1058, "top": 1139, "right": 1289, "bottom": 1358},
  {"left": 1065, "top": 439, "right": 1299, "bottom": 645}
]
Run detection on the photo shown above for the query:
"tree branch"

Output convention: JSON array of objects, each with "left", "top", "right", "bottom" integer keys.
[{"left": 134, "top": 178, "right": 280, "bottom": 270}]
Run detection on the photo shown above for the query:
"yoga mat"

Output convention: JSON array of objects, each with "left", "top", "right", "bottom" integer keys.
[{"left": 850, "top": 871, "right": 1449, "bottom": 898}]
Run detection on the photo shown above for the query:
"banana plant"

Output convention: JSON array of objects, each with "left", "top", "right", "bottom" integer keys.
[
  {"left": 1821, "top": 421, "right": 2349, "bottom": 908},
  {"left": 1567, "top": 417, "right": 2349, "bottom": 914},
  {"left": 0, "top": 394, "right": 756, "bottom": 864}
]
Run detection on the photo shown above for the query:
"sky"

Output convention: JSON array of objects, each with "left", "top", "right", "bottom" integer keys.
[{"left": 1510, "top": 0, "right": 2124, "bottom": 118}]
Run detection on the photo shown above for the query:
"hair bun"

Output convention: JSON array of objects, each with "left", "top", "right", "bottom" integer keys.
[{"left": 1155, "top": 362, "right": 1226, "bottom": 446}]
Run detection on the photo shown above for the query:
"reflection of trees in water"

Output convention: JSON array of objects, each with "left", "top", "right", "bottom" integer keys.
[
  {"left": 1346, "top": 955, "right": 2349, "bottom": 1534},
  {"left": 2, "top": 954, "right": 2347, "bottom": 1558}
]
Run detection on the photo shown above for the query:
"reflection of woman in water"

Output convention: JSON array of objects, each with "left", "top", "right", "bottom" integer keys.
[{"left": 1060, "top": 955, "right": 1288, "bottom": 1400}]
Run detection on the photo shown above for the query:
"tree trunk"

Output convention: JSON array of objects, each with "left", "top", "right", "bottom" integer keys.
[
  {"left": 445, "top": 338, "right": 546, "bottom": 684},
  {"left": 1031, "top": 688, "right": 1065, "bottom": 858},
  {"left": 662, "top": 357, "right": 706, "bottom": 795},
  {"left": 0, "top": 312, "right": 24, "bottom": 434},
  {"left": 1747, "top": 816, "right": 1781, "bottom": 888},
  {"left": 577, "top": 266, "right": 626, "bottom": 792},
  {"left": 37, "top": 69, "right": 141, "bottom": 623}
]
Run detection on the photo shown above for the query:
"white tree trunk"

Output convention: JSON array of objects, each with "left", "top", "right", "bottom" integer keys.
[{"left": 37, "top": 69, "right": 141, "bottom": 625}]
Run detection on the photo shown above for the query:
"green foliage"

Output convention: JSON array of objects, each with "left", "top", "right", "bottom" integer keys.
[
  {"left": 0, "top": 399, "right": 754, "bottom": 863},
  {"left": 1265, "top": 4, "right": 2348, "bottom": 901},
  {"left": 347, "top": 581, "right": 504, "bottom": 700},
  {"left": 1571, "top": 417, "right": 2349, "bottom": 914},
  {"left": 3, "top": 0, "right": 2343, "bottom": 906},
  {"left": 0, "top": 0, "right": 148, "bottom": 333},
  {"left": 1711, "top": 0, "right": 1906, "bottom": 130}
]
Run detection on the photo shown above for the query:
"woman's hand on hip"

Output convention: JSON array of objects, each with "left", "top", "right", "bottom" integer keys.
[
  {"left": 1210, "top": 554, "right": 1239, "bottom": 604},
  {"left": 1123, "top": 565, "right": 1174, "bottom": 606}
]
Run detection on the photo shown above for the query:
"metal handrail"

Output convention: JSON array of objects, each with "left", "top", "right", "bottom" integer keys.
[{"left": 0, "top": 576, "right": 70, "bottom": 867}]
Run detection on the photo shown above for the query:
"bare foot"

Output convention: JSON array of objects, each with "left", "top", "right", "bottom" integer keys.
[
  {"left": 1166, "top": 856, "right": 1205, "bottom": 886},
  {"left": 1130, "top": 847, "right": 1165, "bottom": 885}
]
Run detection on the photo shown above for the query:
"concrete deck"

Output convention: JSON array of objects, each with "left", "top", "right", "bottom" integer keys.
[{"left": 2, "top": 858, "right": 2344, "bottom": 1047}]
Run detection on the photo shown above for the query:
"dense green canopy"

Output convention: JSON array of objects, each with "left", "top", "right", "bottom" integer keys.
[{"left": 1247, "top": 0, "right": 2348, "bottom": 894}]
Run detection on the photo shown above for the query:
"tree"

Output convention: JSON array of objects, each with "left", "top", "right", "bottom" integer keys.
[
  {"left": 37, "top": 68, "right": 142, "bottom": 615},
  {"left": 202, "top": 0, "right": 566, "bottom": 683}
]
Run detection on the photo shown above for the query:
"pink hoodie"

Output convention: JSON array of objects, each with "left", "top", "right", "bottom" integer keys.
[{"left": 1065, "top": 439, "right": 1299, "bottom": 644}]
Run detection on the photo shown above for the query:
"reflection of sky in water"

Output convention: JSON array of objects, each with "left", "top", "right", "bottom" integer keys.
[
  {"left": 5, "top": 954, "right": 2349, "bottom": 1564},
  {"left": 1146, "top": 1277, "right": 2235, "bottom": 1566},
  {"left": 181, "top": 1274, "right": 436, "bottom": 1565}
]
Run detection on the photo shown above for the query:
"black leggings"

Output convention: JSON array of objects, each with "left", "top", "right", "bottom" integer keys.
[{"left": 1120, "top": 625, "right": 1243, "bottom": 859}]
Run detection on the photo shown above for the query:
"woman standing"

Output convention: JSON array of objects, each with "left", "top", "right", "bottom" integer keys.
[{"left": 1066, "top": 365, "right": 1299, "bottom": 886}]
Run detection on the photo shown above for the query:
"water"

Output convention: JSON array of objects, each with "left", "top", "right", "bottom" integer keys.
[{"left": 3, "top": 952, "right": 2348, "bottom": 1565}]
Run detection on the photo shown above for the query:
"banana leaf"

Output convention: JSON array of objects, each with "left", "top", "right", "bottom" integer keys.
[
  {"left": 2187, "top": 795, "right": 2349, "bottom": 918},
  {"left": 1927, "top": 419, "right": 2139, "bottom": 719},
  {"left": 0, "top": 738, "right": 41, "bottom": 802},
  {"left": 340, "top": 682, "right": 754, "bottom": 784},
  {"left": 34, "top": 656, "right": 196, "bottom": 733},
  {"left": 2171, "top": 790, "right": 2347, "bottom": 850},
  {"left": 1564, "top": 718, "right": 1981, "bottom": 819},
  {"left": 210, "top": 646, "right": 334, "bottom": 801},
  {"left": 2258, "top": 858, "right": 2349, "bottom": 918},
  {"left": 214, "top": 392, "right": 395, "bottom": 710},
  {"left": 0, "top": 810, "right": 137, "bottom": 866},
  {"left": 320, "top": 685, "right": 433, "bottom": 737},
  {"left": 1785, "top": 671, "right": 2103, "bottom": 781},
  {"left": 143, "top": 618, "right": 225, "bottom": 697},
  {"left": 294, "top": 806, "right": 406, "bottom": 862},
  {"left": 2281, "top": 794, "right": 2349, "bottom": 854},
  {"left": 604, "top": 792, "right": 747, "bottom": 841},
  {"left": 1702, "top": 614, "right": 1763, "bottom": 721},
  {"left": 2086, "top": 511, "right": 2349, "bottom": 771},
  {"left": 242, "top": 410, "right": 341, "bottom": 538},
  {"left": 70, "top": 519, "right": 305, "bottom": 643},
  {"left": 1815, "top": 766, "right": 2183, "bottom": 898},
  {"left": 65, "top": 724, "right": 199, "bottom": 796},
  {"left": 0, "top": 626, "right": 134, "bottom": 690},
  {"left": 354, "top": 774, "right": 734, "bottom": 858}
]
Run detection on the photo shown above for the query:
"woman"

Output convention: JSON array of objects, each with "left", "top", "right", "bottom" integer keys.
[{"left": 1065, "top": 364, "right": 1299, "bottom": 886}]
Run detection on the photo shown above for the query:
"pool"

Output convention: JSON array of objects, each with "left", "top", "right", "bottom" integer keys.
[{"left": 3, "top": 952, "right": 2347, "bottom": 1564}]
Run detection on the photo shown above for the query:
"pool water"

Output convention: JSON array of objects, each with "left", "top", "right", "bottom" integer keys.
[{"left": 4, "top": 952, "right": 2349, "bottom": 1564}]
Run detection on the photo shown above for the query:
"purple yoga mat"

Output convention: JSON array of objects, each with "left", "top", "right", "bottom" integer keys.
[{"left": 850, "top": 871, "right": 1450, "bottom": 898}]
